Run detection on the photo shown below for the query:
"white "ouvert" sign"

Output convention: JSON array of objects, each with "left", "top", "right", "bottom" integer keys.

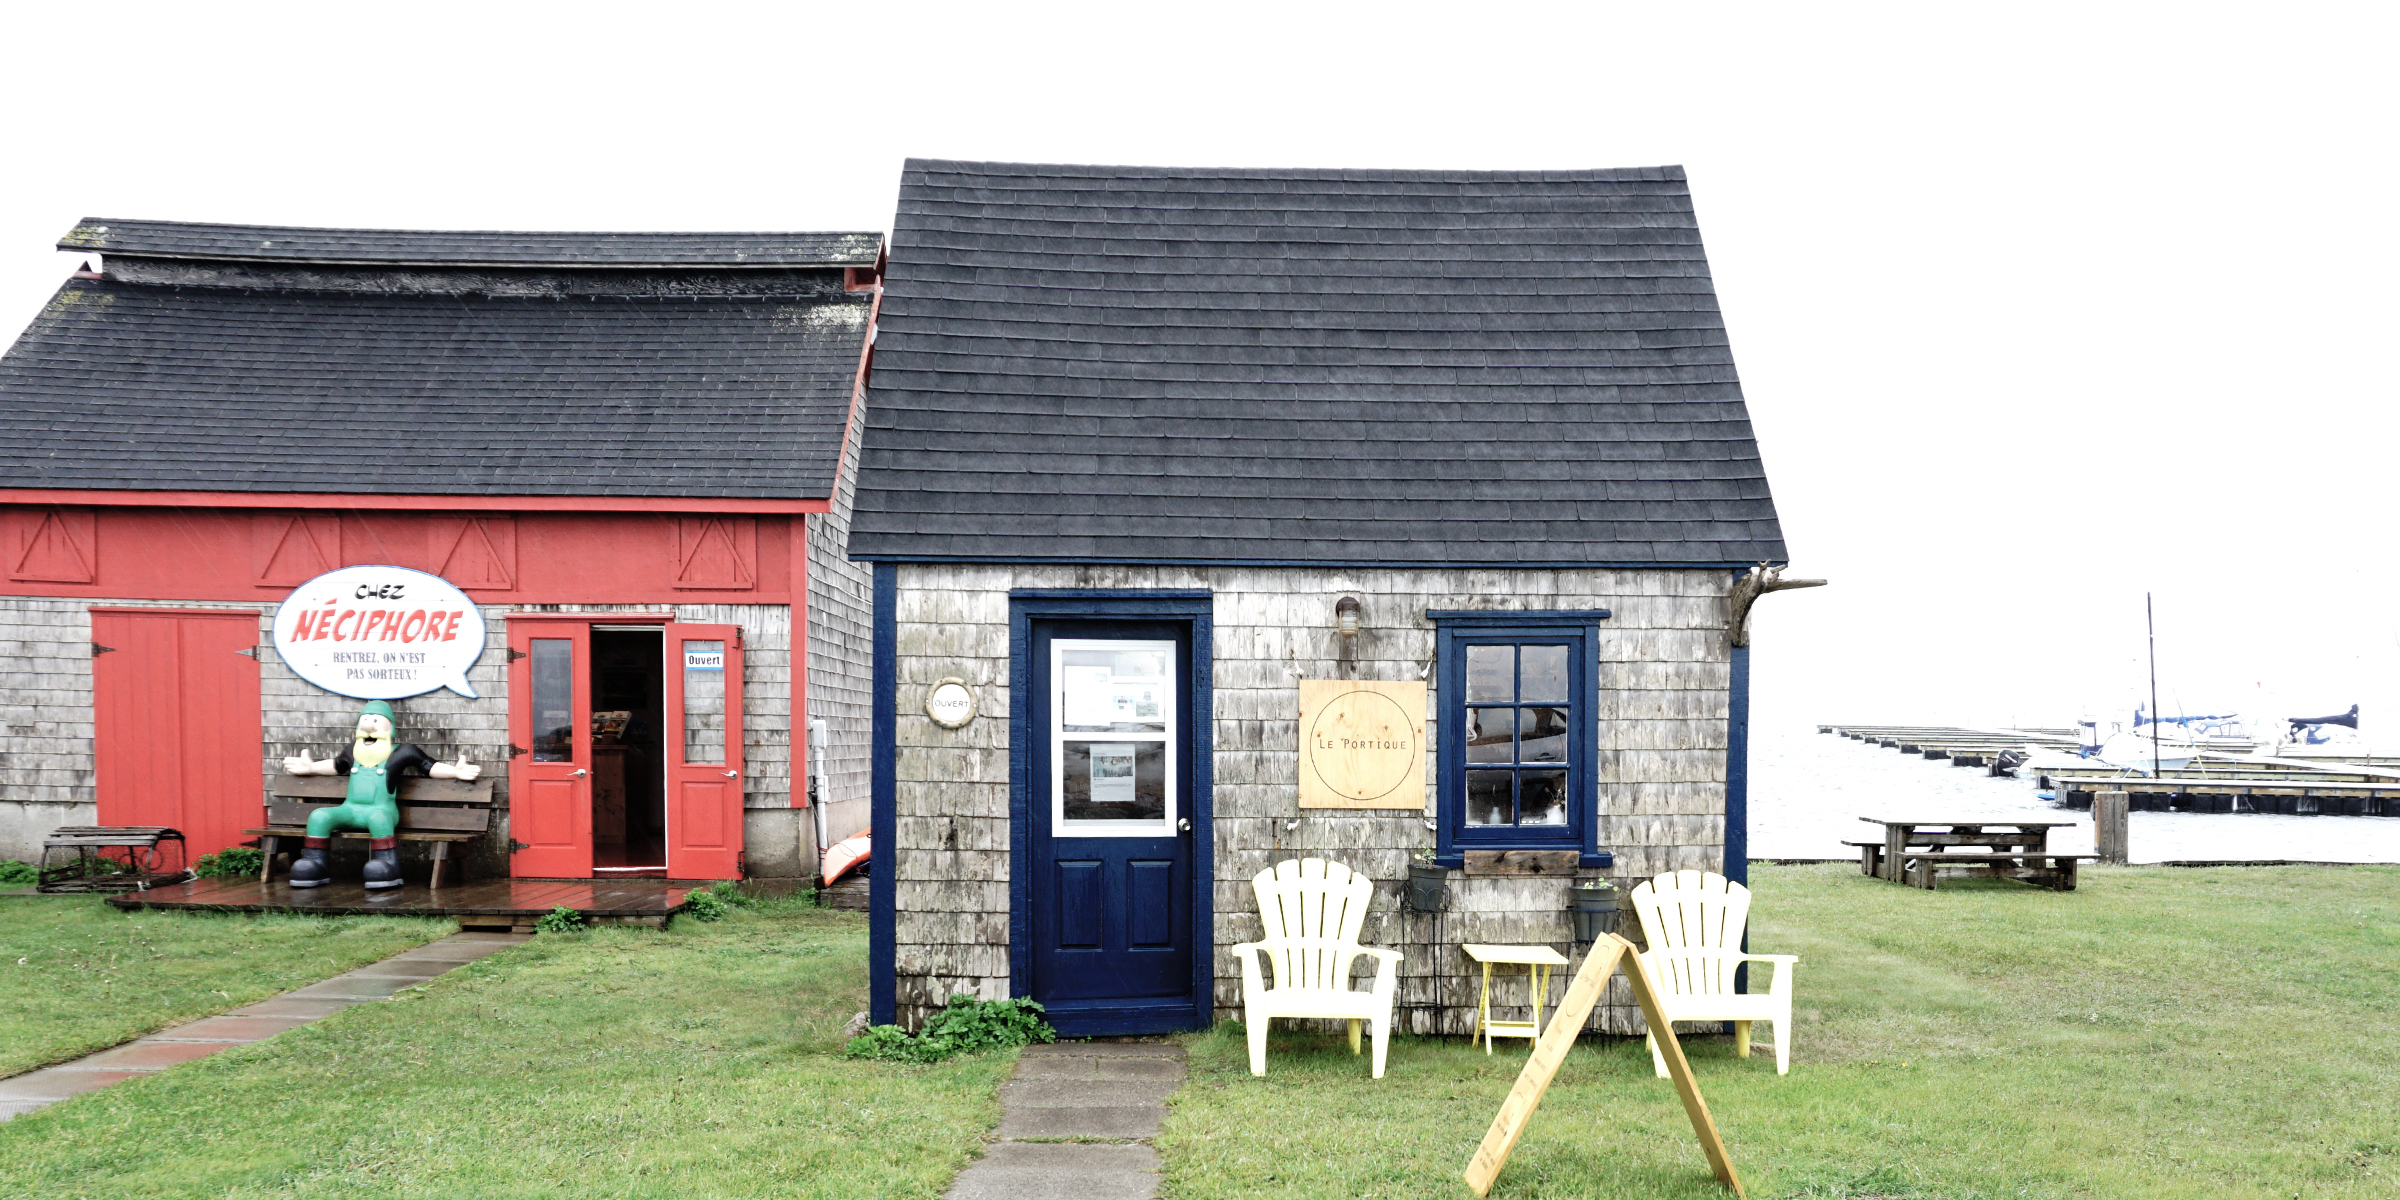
[{"left": 271, "top": 566, "right": 488, "bottom": 699}]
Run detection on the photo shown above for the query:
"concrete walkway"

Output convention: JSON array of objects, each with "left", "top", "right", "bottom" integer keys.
[
  {"left": 0, "top": 931, "right": 528, "bottom": 1122},
  {"left": 945, "top": 1041, "right": 1186, "bottom": 1200}
]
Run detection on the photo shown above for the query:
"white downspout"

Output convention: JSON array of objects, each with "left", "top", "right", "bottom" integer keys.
[{"left": 808, "top": 718, "right": 830, "bottom": 883}]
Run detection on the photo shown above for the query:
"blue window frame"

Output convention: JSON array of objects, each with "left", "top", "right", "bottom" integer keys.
[{"left": 1429, "top": 610, "right": 1611, "bottom": 869}]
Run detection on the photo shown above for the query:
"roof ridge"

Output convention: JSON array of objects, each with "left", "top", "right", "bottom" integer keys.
[{"left": 901, "top": 158, "right": 1687, "bottom": 183}]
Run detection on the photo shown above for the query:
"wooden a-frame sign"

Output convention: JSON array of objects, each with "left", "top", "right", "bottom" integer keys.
[{"left": 1462, "top": 932, "right": 1744, "bottom": 1198}]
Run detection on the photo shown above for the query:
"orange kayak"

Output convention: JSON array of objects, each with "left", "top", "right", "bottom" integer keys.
[{"left": 822, "top": 832, "right": 870, "bottom": 886}]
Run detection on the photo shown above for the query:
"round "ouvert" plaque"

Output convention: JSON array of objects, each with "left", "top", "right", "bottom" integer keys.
[{"left": 925, "top": 677, "right": 978, "bottom": 729}]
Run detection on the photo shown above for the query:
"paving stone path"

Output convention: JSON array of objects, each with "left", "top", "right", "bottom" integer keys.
[
  {"left": 945, "top": 1041, "right": 1187, "bottom": 1200},
  {"left": 0, "top": 930, "right": 528, "bottom": 1122}
]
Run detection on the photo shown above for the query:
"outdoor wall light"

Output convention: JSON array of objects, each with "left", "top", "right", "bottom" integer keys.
[{"left": 1335, "top": 595, "right": 1362, "bottom": 637}]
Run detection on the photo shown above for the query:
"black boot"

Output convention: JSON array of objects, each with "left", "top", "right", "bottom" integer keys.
[
  {"left": 363, "top": 847, "right": 402, "bottom": 890},
  {"left": 290, "top": 846, "right": 330, "bottom": 888}
]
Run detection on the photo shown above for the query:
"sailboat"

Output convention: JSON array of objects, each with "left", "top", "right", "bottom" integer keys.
[{"left": 2095, "top": 709, "right": 2206, "bottom": 773}]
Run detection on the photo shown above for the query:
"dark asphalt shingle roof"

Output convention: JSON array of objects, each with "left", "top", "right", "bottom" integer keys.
[
  {"left": 848, "top": 160, "right": 1786, "bottom": 566},
  {"left": 0, "top": 278, "right": 872, "bottom": 498},
  {"left": 61, "top": 218, "right": 885, "bottom": 268}
]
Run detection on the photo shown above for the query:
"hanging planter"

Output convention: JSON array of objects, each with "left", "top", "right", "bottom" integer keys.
[
  {"left": 1567, "top": 881, "right": 1618, "bottom": 942},
  {"left": 1406, "top": 860, "right": 1449, "bottom": 912}
]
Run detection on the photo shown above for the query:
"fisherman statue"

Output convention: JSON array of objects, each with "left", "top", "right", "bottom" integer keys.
[{"left": 279, "top": 701, "right": 480, "bottom": 889}]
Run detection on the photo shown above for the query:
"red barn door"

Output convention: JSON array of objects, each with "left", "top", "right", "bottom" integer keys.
[
  {"left": 90, "top": 609, "right": 264, "bottom": 859},
  {"left": 663, "top": 624, "right": 743, "bottom": 879},
  {"left": 507, "top": 619, "right": 592, "bottom": 878}
]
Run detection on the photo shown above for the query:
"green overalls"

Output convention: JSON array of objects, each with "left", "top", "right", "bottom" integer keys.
[{"left": 306, "top": 753, "right": 402, "bottom": 840}]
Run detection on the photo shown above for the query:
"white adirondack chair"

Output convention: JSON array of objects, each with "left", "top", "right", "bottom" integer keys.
[
  {"left": 1233, "top": 858, "right": 1401, "bottom": 1078},
  {"left": 1630, "top": 869, "right": 1800, "bottom": 1075}
]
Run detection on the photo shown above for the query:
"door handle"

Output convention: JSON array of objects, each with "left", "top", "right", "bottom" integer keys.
[
  {"left": 1178, "top": 818, "right": 1192, "bottom": 832},
  {"left": 568, "top": 768, "right": 589, "bottom": 777},
  {"left": 721, "top": 770, "right": 739, "bottom": 778}
]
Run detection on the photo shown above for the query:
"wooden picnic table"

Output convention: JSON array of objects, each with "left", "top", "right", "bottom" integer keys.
[{"left": 1851, "top": 818, "right": 2093, "bottom": 891}]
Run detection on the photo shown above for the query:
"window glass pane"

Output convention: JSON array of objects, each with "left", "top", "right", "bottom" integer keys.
[
  {"left": 1465, "top": 645, "right": 1514, "bottom": 703},
  {"left": 1521, "top": 706, "right": 1570, "bottom": 763},
  {"left": 1466, "top": 707, "right": 1514, "bottom": 764},
  {"left": 530, "top": 639, "right": 574, "bottom": 762},
  {"left": 1061, "top": 740, "right": 1167, "bottom": 822},
  {"left": 1060, "top": 644, "right": 1171, "bottom": 733},
  {"left": 1519, "top": 769, "right": 1569, "bottom": 825},
  {"left": 1519, "top": 645, "right": 1569, "bottom": 703},
  {"left": 682, "top": 638, "right": 727, "bottom": 765},
  {"left": 1466, "top": 770, "right": 1514, "bottom": 825}
]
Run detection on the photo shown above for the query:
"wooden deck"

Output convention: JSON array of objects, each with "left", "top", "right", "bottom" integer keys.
[{"left": 108, "top": 876, "right": 696, "bottom": 929}]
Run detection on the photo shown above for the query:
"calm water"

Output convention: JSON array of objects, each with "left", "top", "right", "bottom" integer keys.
[{"left": 1749, "top": 724, "right": 2400, "bottom": 863}]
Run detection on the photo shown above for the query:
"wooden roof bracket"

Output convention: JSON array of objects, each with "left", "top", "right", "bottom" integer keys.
[{"left": 1727, "top": 563, "right": 1827, "bottom": 648}]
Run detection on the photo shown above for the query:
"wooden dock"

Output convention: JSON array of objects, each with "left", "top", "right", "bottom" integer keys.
[
  {"left": 1826, "top": 723, "right": 2400, "bottom": 818},
  {"left": 2046, "top": 775, "right": 2400, "bottom": 816},
  {"left": 1818, "top": 723, "right": 2089, "bottom": 768},
  {"left": 108, "top": 876, "right": 696, "bottom": 931}
]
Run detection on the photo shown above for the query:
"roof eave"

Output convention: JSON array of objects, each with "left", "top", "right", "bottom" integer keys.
[
  {"left": 845, "top": 552, "right": 1782, "bottom": 570},
  {"left": 79, "top": 250, "right": 877, "bottom": 270},
  {"left": 0, "top": 487, "right": 836, "bottom": 514}
]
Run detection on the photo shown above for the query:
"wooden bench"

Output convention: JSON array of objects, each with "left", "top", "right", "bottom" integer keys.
[
  {"left": 1843, "top": 839, "right": 2096, "bottom": 891},
  {"left": 1839, "top": 839, "right": 1886, "bottom": 877},
  {"left": 1895, "top": 851, "right": 2097, "bottom": 891},
  {"left": 246, "top": 775, "right": 495, "bottom": 889}
]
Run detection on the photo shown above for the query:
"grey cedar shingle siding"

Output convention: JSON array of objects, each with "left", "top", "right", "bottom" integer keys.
[
  {"left": 0, "top": 277, "right": 871, "bottom": 499},
  {"left": 60, "top": 219, "right": 884, "bottom": 268},
  {"left": 849, "top": 160, "right": 1786, "bottom": 566}
]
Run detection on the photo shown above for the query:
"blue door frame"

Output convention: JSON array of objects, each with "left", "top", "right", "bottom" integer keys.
[
  {"left": 1012, "top": 590, "right": 1214, "bottom": 1036},
  {"left": 869, "top": 577, "right": 1214, "bottom": 1032}
]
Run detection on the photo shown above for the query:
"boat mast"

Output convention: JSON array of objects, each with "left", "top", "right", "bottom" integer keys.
[{"left": 2148, "top": 593, "right": 2161, "bottom": 778}]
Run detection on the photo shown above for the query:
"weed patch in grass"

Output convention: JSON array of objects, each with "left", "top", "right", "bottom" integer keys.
[
  {"left": 847, "top": 994, "right": 1054, "bottom": 1063},
  {"left": 680, "top": 879, "right": 753, "bottom": 923},
  {"left": 532, "top": 905, "right": 583, "bottom": 934},
  {"left": 192, "top": 847, "right": 266, "bottom": 879}
]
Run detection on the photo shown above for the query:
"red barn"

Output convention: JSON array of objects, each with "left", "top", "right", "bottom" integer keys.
[{"left": 0, "top": 220, "right": 881, "bottom": 888}]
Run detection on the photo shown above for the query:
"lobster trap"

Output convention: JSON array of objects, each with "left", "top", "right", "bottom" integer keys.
[{"left": 37, "top": 826, "right": 188, "bottom": 893}]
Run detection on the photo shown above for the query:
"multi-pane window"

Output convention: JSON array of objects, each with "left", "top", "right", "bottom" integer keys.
[
  {"left": 1432, "top": 613, "right": 1606, "bottom": 864},
  {"left": 1464, "top": 644, "right": 1573, "bottom": 827},
  {"left": 1049, "top": 639, "right": 1176, "bottom": 835}
]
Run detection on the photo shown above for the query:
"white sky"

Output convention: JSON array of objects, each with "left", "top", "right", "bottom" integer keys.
[{"left": 3, "top": 2, "right": 2393, "bottom": 736}]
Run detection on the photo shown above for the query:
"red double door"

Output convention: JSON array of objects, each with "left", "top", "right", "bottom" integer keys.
[
  {"left": 91, "top": 609, "right": 265, "bottom": 859},
  {"left": 506, "top": 618, "right": 746, "bottom": 879}
]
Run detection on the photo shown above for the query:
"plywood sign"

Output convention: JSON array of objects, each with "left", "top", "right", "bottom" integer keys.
[
  {"left": 1298, "top": 679, "right": 1427, "bottom": 809},
  {"left": 1462, "top": 933, "right": 1743, "bottom": 1198}
]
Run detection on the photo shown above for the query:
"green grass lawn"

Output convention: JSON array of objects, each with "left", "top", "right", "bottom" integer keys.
[
  {"left": 0, "top": 903, "right": 1006, "bottom": 1200},
  {"left": 0, "top": 896, "right": 449, "bottom": 1076},
  {"left": 1160, "top": 864, "right": 2400, "bottom": 1200},
  {"left": 8, "top": 868, "right": 2394, "bottom": 1198}
]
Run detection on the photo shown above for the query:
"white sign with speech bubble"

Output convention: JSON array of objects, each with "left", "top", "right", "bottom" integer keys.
[{"left": 271, "top": 566, "right": 488, "bottom": 699}]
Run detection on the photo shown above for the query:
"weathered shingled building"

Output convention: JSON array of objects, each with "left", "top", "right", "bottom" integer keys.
[
  {"left": 0, "top": 220, "right": 883, "bottom": 883},
  {"left": 850, "top": 160, "right": 1796, "bottom": 1037}
]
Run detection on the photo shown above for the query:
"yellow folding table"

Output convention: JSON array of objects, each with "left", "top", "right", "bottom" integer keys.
[{"left": 1462, "top": 943, "right": 1571, "bottom": 1053}]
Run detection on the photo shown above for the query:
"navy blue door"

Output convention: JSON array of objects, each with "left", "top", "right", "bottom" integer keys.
[{"left": 1028, "top": 619, "right": 1198, "bottom": 1031}]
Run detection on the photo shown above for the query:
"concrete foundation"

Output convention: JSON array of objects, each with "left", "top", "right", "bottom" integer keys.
[
  {"left": 742, "top": 806, "right": 818, "bottom": 884},
  {"left": 0, "top": 801, "right": 95, "bottom": 865}
]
